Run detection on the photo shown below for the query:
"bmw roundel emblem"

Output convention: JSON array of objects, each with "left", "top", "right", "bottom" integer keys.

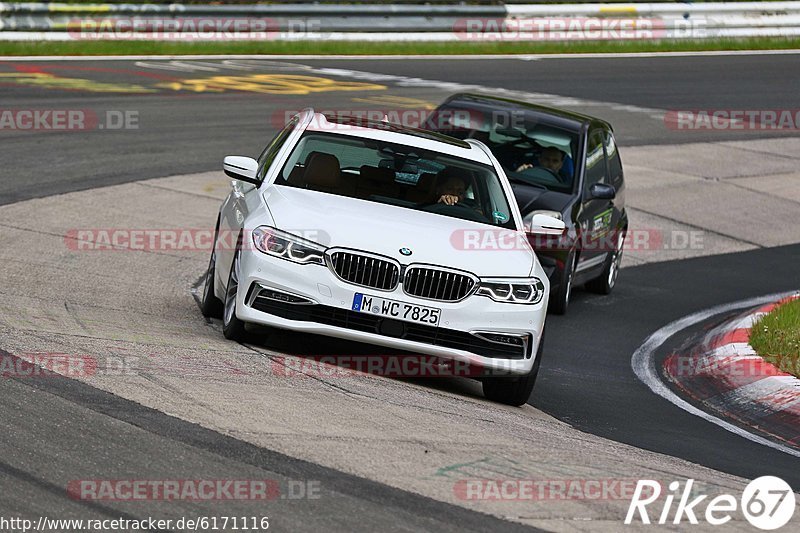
[{"left": 399, "top": 247, "right": 412, "bottom": 256}]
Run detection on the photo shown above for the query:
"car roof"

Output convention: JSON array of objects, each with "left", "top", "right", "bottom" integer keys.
[
  {"left": 304, "top": 112, "right": 494, "bottom": 165},
  {"left": 441, "top": 93, "right": 612, "bottom": 131}
]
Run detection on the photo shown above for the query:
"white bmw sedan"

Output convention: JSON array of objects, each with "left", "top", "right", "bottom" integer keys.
[{"left": 201, "top": 109, "right": 564, "bottom": 405}]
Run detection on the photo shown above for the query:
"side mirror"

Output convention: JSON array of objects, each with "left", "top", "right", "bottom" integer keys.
[
  {"left": 526, "top": 214, "right": 566, "bottom": 235},
  {"left": 589, "top": 183, "right": 616, "bottom": 200},
  {"left": 223, "top": 156, "right": 260, "bottom": 186}
]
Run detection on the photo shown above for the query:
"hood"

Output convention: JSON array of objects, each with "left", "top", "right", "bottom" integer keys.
[
  {"left": 262, "top": 186, "right": 535, "bottom": 278},
  {"left": 511, "top": 183, "right": 572, "bottom": 215}
]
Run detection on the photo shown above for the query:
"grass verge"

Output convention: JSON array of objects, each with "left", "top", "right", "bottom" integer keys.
[
  {"left": 749, "top": 297, "right": 800, "bottom": 379},
  {"left": 1, "top": 37, "right": 799, "bottom": 56}
]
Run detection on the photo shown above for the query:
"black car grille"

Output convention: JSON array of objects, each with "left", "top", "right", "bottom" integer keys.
[
  {"left": 403, "top": 267, "right": 476, "bottom": 302},
  {"left": 249, "top": 296, "right": 527, "bottom": 360},
  {"left": 329, "top": 251, "right": 399, "bottom": 291}
]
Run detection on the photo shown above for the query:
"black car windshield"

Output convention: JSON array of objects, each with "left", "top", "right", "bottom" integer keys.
[
  {"left": 276, "top": 131, "right": 516, "bottom": 229},
  {"left": 425, "top": 103, "right": 581, "bottom": 194}
]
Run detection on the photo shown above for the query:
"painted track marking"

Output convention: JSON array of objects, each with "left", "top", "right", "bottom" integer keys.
[{"left": 631, "top": 291, "right": 800, "bottom": 459}]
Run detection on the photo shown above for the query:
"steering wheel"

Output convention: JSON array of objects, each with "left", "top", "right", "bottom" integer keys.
[
  {"left": 519, "top": 165, "right": 566, "bottom": 184},
  {"left": 457, "top": 197, "right": 481, "bottom": 209}
]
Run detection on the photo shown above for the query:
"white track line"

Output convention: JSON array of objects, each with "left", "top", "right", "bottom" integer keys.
[
  {"left": 1, "top": 50, "right": 800, "bottom": 61},
  {"left": 631, "top": 290, "right": 800, "bottom": 458},
  {"left": 730, "top": 312, "right": 769, "bottom": 330}
]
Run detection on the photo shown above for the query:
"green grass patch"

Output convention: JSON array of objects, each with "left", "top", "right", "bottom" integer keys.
[
  {"left": 1, "top": 37, "right": 799, "bottom": 56},
  {"left": 749, "top": 298, "right": 800, "bottom": 379}
]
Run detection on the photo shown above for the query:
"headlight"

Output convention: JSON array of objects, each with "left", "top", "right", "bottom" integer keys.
[
  {"left": 252, "top": 226, "right": 326, "bottom": 265},
  {"left": 476, "top": 277, "right": 546, "bottom": 304}
]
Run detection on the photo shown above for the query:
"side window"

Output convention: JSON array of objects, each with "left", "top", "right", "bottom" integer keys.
[
  {"left": 257, "top": 116, "right": 299, "bottom": 180},
  {"left": 604, "top": 130, "right": 623, "bottom": 186},
  {"left": 584, "top": 130, "right": 607, "bottom": 191}
]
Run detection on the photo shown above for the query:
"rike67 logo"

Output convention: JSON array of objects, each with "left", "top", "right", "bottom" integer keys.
[{"left": 626, "top": 477, "right": 795, "bottom": 529}]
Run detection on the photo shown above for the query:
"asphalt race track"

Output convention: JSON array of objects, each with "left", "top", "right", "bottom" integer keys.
[
  {"left": 3, "top": 53, "right": 800, "bottom": 203},
  {"left": 302, "top": 54, "right": 800, "bottom": 121},
  {"left": 537, "top": 243, "right": 800, "bottom": 488},
  {"left": 1, "top": 53, "right": 799, "bottom": 529}
]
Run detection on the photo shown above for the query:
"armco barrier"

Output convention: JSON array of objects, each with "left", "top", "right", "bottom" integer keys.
[{"left": 1, "top": 2, "right": 800, "bottom": 40}]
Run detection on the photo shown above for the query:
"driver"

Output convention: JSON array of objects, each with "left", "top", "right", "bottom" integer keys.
[
  {"left": 435, "top": 174, "right": 469, "bottom": 206},
  {"left": 515, "top": 146, "right": 565, "bottom": 175}
]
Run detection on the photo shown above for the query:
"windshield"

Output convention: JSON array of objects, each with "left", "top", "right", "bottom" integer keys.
[
  {"left": 425, "top": 102, "right": 581, "bottom": 194},
  {"left": 276, "top": 131, "right": 516, "bottom": 229}
]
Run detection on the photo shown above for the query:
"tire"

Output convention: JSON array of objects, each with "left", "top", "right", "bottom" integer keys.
[
  {"left": 586, "top": 229, "right": 625, "bottom": 295},
  {"left": 222, "top": 247, "right": 248, "bottom": 341},
  {"left": 482, "top": 333, "right": 545, "bottom": 406},
  {"left": 200, "top": 234, "right": 224, "bottom": 318},
  {"left": 549, "top": 250, "right": 576, "bottom": 315}
]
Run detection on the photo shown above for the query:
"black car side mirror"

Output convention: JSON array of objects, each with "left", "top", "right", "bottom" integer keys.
[{"left": 589, "top": 183, "right": 616, "bottom": 200}]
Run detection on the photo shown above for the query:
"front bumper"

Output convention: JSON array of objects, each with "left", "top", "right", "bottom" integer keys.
[{"left": 235, "top": 249, "right": 547, "bottom": 375}]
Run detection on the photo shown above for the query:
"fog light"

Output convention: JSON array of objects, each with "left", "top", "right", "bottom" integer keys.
[
  {"left": 471, "top": 331, "right": 529, "bottom": 347},
  {"left": 250, "top": 285, "right": 315, "bottom": 306},
  {"left": 483, "top": 333, "right": 523, "bottom": 345}
]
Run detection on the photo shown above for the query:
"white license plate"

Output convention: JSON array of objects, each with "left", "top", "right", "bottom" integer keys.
[{"left": 352, "top": 293, "right": 440, "bottom": 326}]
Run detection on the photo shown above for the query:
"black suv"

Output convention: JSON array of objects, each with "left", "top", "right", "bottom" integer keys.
[{"left": 425, "top": 93, "right": 628, "bottom": 314}]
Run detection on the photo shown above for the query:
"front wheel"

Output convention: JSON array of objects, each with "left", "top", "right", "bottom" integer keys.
[
  {"left": 222, "top": 248, "right": 248, "bottom": 341},
  {"left": 549, "top": 250, "right": 575, "bottom": 315},
  {"left": 586, "top": 229, "right": 625, "bottom": 295},
  {"left": 200, "top": 244, "right": 224, "bottom": 319},
  {"left": 482, "top": 334, "right": 544, "bottom": 406}
]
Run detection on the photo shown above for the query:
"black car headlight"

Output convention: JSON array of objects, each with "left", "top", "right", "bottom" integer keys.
[
  {"left": 252, "top": 226, "right": 326, "bottom": 265},
  {"left": 476, "top": 277, "right": 546, "bottom": 304}
]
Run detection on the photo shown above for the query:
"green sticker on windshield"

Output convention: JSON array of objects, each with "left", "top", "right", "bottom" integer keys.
[{"left": 493, "top": 211, "right": 509, "bottom": 222}]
